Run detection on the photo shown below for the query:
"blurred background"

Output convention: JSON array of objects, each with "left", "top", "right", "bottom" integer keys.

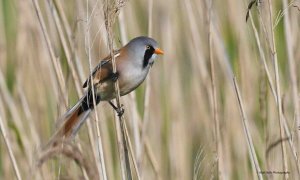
[{"left": 0, "top": 0, "right": 300, "bottom": 179}]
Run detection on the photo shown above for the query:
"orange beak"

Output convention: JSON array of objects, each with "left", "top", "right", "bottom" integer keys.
[{"left": 154, "top": 48, "right": 164, "bottom": 55}]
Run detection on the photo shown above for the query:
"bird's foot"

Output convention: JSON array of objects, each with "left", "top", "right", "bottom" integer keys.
[
  {"left": 108, "top": 101, "right": 125, "bottom": 116},
  {"left": 116, "top": 105, "right": 125, "bottom": 117},
  {"left": 111, "top": 72, "right": 119, "bottom": 82}
]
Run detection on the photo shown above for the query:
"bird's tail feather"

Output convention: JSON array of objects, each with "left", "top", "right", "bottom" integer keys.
[{"left": 45, "top": 91, "right": 99, "bottom": 148}]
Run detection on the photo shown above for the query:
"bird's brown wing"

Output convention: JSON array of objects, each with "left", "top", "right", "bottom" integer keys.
[{"left": 82, "top": 49, "right": 121, "bottom": 88}]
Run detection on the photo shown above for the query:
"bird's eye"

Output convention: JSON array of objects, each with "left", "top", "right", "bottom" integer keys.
[{"left": 146, "top": 45, "right": 151, "bottom": 49}]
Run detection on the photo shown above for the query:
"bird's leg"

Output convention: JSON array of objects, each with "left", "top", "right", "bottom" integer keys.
[
  {"left": 111, "top": 72, "right": 119, "bottom": 82},
  {"left": 109, "top": 72, "right": 124, "bottom": 116},
  {"left": 108, "top": 101, "right": 124, "bottom": 116}
]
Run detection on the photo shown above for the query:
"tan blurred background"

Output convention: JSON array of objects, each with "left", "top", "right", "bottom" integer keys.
[{"left": 0, "top": 0, "right": 300, "bottom": 179}]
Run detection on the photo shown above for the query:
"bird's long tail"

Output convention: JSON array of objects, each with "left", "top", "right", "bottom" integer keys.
[{"left": 46, "top": 90, "right": 100, "bottom": 147}]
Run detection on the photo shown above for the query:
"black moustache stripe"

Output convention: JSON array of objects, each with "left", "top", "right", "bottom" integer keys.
[{"left": 143, "top": 46, "right": 155, "bottom": 68}]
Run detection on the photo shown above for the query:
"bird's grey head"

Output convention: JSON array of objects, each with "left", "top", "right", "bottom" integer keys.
[{"left": 125, "top": 36, "right": 163, "bottom": 68}]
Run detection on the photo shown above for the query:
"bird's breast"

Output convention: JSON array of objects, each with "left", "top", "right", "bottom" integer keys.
[
  {"left": 118, "top": 65, "right": 149, "bottom": 95},
  {"left": 96, "top": 62, "right": 150, "bottom": 101}
]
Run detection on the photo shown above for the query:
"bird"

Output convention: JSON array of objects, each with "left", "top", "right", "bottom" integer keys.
[{"left": 47, "top": 36, "right": 164, "bottom": 146}]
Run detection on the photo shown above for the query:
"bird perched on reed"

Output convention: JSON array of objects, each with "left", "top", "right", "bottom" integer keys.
[{"left": 47, "top": 36, "right": 164, "bottom": 146}]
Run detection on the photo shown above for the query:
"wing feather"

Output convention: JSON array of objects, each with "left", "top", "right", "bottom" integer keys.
[{"left": 82, "top": 50, "right": 121, "bottom": 88}]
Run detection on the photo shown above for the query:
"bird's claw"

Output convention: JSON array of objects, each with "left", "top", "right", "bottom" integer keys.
[
  {"left": 111, "top": 72, "right": 119, "bottom": 82},
  {"left": 117, "top": 106, "right": 125, "bottom": 117},
  {"left": 108, "top": 101, "right": 125, "bottom": 116}
]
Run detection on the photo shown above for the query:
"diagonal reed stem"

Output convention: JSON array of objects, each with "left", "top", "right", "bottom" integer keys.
[
  {"left": 206, "top": 0, "right": 223, "bottom": 179},
  {"left": 103, "top": 1, "right": 131, "bottom": 179},
  {"left": 0, "top": 107, "right": 22, "bottom": 180},
  {"left": 86, "top": 0, "right": 108, "bottom": 179},
  {"left": 266, "top": 1, "right": 288, "bottom": 178},
  {"left": 233, "top": 77, "right": 263, "bottom": 180}
]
